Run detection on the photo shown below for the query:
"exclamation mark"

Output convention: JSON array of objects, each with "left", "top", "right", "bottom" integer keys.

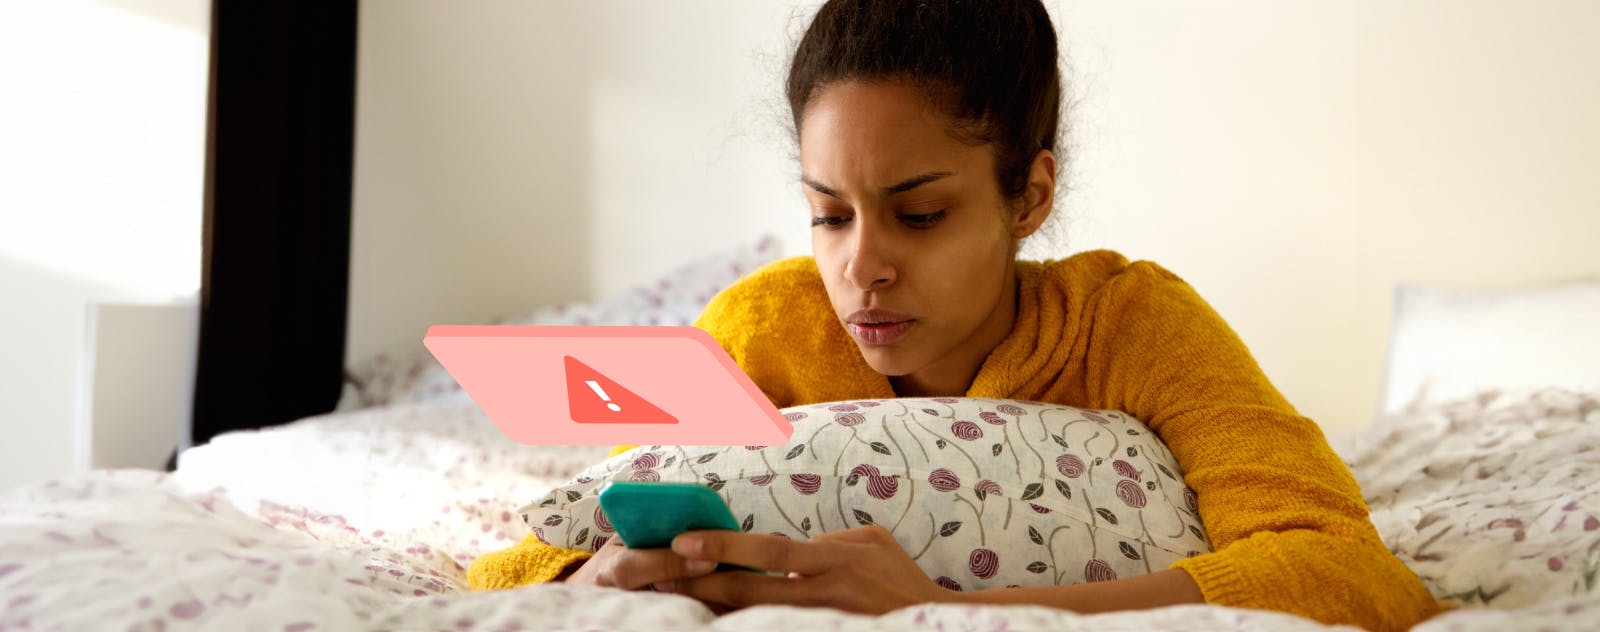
[{"left": 586, "top": 380, "right": 622, "bottom": 412}]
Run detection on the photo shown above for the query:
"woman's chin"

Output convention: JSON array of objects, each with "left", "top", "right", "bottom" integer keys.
[{"left": 857, "top": 346, "right": 919, "bottom": 379}]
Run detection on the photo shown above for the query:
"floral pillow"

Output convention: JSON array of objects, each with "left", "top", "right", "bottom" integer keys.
[{"left": 519, "top": 397, "right": 1211, "bottom": 592}]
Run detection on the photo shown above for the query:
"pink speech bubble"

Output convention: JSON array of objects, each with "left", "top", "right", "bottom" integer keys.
[{"left": 422, "top": 325, "right": 793, "bottom": 446}]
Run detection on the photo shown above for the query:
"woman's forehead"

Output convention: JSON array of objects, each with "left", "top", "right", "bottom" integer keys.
[{"left": 799, "top": 81, "right": 989, "bottom": 193}]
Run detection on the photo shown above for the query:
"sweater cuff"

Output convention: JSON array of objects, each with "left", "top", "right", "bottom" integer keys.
[
  {"left": 1170, "top": 551, "right": 1253, "bottom": 607},
  {"left": 467, "top": 533, "right": 595, "bottom": 591}
]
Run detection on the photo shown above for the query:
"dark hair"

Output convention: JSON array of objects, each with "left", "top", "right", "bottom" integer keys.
[{"left": 786, "top": 0, "right": 1063, "bottom": 205}]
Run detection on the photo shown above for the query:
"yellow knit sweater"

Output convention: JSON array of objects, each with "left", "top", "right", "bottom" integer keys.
[{"left": 467, "top": 250, "right": 1440, "bottom": 630}]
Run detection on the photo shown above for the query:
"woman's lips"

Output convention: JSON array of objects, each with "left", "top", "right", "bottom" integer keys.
[{"left": 848, "top": 320, "right": 915, "bottom": 345}]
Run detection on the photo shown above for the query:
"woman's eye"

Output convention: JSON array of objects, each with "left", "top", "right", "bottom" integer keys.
[
  {"left": 811, "top": 215, "right": 851, "bottom": 229},
  {"left": 899, "top": 209, "right": 947, "bottom": 229}
]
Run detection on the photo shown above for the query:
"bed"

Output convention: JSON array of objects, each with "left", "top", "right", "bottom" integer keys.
[{"left": 4, "top": 243, "right": 1597, "bottom": 631}]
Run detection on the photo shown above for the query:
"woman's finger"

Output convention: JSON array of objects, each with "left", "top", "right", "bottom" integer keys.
[
  {"left": 678, "top": 570, "right": 831, "bottom": 610},
  {"left": 602, "top": 546, "right": 717, "bottom": 590},
  {"left": 671, "top": 530, "right": 835, "bottom": 575},
  {"left": 805, "top": 524, "right": 889, "bottom": 544}
]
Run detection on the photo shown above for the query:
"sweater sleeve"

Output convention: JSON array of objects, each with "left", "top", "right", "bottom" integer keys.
[
  {"left": 466, "top": 533, "right": 593, "bottom": 590},
  {"left": 1084, "top": 262, "right": 1438, "bottom": 631}
]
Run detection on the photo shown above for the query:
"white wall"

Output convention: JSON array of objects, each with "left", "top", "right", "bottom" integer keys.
[
  {"left": 350, "top": 0, "right": 1600, "bottom": 434},
  {"left": 349, "top": 1, "right": 812, "bottom": 367},
  {"left": 0, "top": 0, "right": 209, "bottom": 491},
  {"left": 1055, "top": 1, "right": 1600, "bottom": 429},
  {"left": 351, "top": 2, "right": 594, "bottom": 368}
]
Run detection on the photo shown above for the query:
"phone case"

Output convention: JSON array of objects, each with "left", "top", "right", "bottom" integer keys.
[
  {"left": 598, "top": 481, "right": 741, "bottom": 548},
  {"left": 597, "top": 481, "right": 759, "bottom": 573}
]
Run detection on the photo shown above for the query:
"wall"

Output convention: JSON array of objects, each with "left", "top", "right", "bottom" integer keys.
[
  {"left": 1055, "top": 1, "right": 1600, "bottom": 428},
  {"left": 350, "top": 0, "right": 1600, "bottom": 435},
  {"left": 349, "top": 1, "right": 812, "bottom": 367},
  {"left": 0, "top": 0, "right": 209, "bottom": 491}
]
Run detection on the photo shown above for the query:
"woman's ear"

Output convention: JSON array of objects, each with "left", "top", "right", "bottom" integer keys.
[{"left": 1009, "top": 149, "right": 1056, "bottom": 239}]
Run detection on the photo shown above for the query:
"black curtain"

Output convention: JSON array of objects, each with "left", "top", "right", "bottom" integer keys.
[{"left": 191, "top": 1, "right": 358, "bottom": 447}]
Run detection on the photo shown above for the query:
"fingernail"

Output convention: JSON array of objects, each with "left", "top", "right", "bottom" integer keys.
[
  {"left": 674, "top": 536, "right": 704, "bottom": 557},
  {"left": 655, "top": 581, "right": 676, "bottom": 593},
  {"left": 686, "top": 559, "right": 716, "bottom": 575}
]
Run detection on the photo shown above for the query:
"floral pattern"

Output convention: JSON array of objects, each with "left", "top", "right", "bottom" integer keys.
[
  {"left": 521, "top": 398, "right": 1211, "bottom": 590},
  {"left": 1352, "top": 386, "right": 1600, "bottom": 610},
  {"left": 4, "top": 388, "right": 1600, "bottom": 630}
]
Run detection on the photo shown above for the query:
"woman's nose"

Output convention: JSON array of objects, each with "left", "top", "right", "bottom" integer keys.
[{"left": 844, "top": 219, "right": 896, "bottom": 291}]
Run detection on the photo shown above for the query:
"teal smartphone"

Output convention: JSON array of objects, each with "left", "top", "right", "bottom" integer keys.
[{"left": 597, "top": 481, "right": 760, "bottom": 573}]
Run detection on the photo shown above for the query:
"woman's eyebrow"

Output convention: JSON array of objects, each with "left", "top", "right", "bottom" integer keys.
[
  {"left": 802, "top": 176, "right": 844, "bottom": 199},
  {"left": 884, "top": 171, "right": 954, "bottom": 194},
  {"left": 801, "top": 171, "right": 956, "bottom": 199}
]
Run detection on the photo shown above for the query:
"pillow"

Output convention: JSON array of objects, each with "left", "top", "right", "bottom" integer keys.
[
  {"left": 341, "top": 234, "right": 784, "bottom": 409},
  {"left": 1381, "top": 280, "right": 1600, "bottom": 415},
  {"left": 519, "top": 397, "right": 1211, "bottom": 592}
]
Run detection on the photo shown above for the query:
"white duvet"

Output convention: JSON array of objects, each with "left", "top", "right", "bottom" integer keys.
[{"left": 3, "top": 388, "right": 1598, "bottom": 631}]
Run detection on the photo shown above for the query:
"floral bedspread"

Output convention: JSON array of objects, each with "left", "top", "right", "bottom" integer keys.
[{"left": 2, "top": 388, "right": 1597, "bottom": 631}]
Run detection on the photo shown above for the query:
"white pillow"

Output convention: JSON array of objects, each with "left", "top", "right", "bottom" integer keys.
[
  {"left": 519, "top": 397, "right": 1211, "bottom": 592},
  {"left": 1381, "top": 280, "right": 1600, "bottom": 415},
  {"left": 341, "top": 234, "right": 784, "bottom": 409}
]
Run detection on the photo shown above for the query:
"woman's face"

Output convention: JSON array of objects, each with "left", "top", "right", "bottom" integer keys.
[{"left": 799, "top": 80, "right": 1049, "bottom": 395}]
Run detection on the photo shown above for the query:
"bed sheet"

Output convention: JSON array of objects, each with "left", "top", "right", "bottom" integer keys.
[{"left": 3, "top": 390, "right": 1598, "bottom": 630}]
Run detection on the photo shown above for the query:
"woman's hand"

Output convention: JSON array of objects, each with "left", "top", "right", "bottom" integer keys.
[
  {"left": 562, "top": 536, "right": 718, "bottom": 592},
  {"left": 667, "top": 524, "right": 964, "bottom": 615}
]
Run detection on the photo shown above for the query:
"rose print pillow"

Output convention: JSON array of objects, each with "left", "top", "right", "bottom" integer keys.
[{"left": 519, "top": 397, "right": 1212, "bottom": 592}]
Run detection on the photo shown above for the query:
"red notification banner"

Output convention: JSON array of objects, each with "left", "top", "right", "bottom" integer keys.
[
  {"left": 422, "top": 326, "right": 792, "bottom": 446},
  {"left": 563, "top": 355, "right": 678, "bottom": 424}
]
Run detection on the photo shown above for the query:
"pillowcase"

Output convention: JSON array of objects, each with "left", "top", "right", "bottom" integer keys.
[
  {"left": 519, "top": 397, "right": 1211, "bottom": 592},
  {"left": 1381, "top": 280, "right": 1600, "bottom": 415},
  {"left": 341, "top": 234, "right": 784, "bottom": 409}
]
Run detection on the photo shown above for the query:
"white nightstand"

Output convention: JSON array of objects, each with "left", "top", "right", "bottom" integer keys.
[{"left": 78, "top": 301, "right": 198, "bottom": 471}]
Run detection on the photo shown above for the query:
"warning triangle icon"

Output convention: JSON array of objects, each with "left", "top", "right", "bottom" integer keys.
[{"left": 563, "top": 355, "right": 679, "bottom": 424}]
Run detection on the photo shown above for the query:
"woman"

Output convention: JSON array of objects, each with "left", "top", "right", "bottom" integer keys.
[{"left": 470, "top": 1, "right": 1439, "bottom": 628}]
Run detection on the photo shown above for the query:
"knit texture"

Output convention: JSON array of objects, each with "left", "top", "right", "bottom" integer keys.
[{"left": 467, "top": 250, "right": 1439, "bottom": 630}]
